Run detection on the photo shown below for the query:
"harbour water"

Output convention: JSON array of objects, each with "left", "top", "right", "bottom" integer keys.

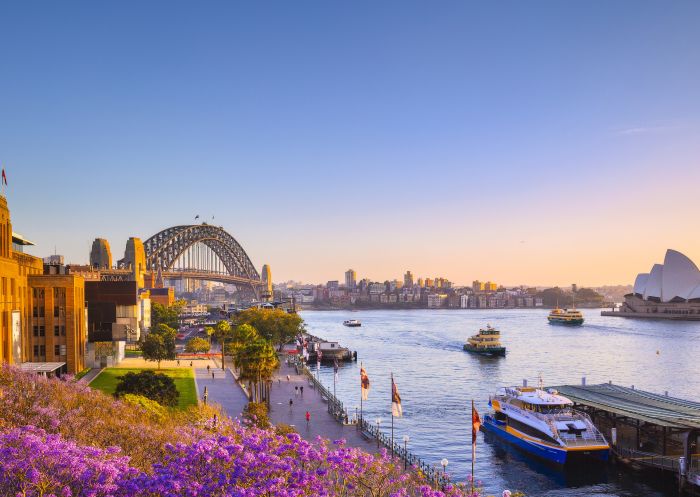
[{"left": 301, "top": 309, "right": 700, "bottom": 497}]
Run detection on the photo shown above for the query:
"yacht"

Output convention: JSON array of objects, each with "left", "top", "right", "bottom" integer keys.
[
  {"left": 482, "top": 386, "right": 609, "bottom": 464},
  {"left": 343, "top": 319, "right": 361, "bottom": 327},
  {"left": 547, "top": 308, "right": 584, "bottom": 325},
  {"left": 463, "top": 324, "right": 506, "bottom": 356}
]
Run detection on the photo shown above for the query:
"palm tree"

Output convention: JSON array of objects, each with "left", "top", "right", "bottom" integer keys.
[{"left": 213, "top": 320, "right": 233, "bottom": 369}]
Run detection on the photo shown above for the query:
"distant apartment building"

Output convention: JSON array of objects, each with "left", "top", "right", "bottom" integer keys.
[
  {"left": 327, "top": 280, "right": 339, "bottom": 290},
  {"left": 345, "top": 269, "right": 356, "bottom": 290},
  {"left": 404, "top": 271, "right": 414, "bottom": 288},
  {"left": 427, "top": 293, "right": 448, "bottom": 308}
]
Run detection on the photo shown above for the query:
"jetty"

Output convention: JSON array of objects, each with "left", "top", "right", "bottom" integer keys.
[
  {"left": 550, "top": 381, "right": 700, "bottom": 494},
  {"left": 292, "top": 333, "right": 356, "bottom": 363}
]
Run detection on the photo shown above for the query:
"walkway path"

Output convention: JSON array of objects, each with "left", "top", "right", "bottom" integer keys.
[
  {"left": 80, "top": 367, "right": 102, "bottom": 383},
  {"left": 194, "top": 358, "right": 248, "bottom": 419},
  {"left": 268, "top": 360, "right": 376, "bottom": 452}
]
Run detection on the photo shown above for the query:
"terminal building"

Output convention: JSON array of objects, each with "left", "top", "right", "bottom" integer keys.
[{"left": 606, "top": 249, "right": 700, "bottom": 320}]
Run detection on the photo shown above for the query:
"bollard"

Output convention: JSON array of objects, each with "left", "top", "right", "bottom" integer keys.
[
  {"left": 522, "top": 379, "right": 528, "bottom": 387},
  {"left": 582, "top": 376, "right": 586, "bottom": 386},
  {"left": 611, "top": 427, "right": 617, "bottom": 446}
]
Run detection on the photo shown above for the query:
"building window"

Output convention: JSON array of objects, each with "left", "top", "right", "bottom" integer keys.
[
  {"left": 61, "top": 325, "right": 66, "bottom": 336},
  {"left": 54, "top": 345, "right": 61, "bottom": 357},
  {"left": 39, "top": 326, "right": 45, "bottom": 337},
  {"left": 39, "top": 345, "right": 45, "bottom": 357},
  {"left": 33, "top": 345, "right": 39, "bottom": 357},
  {"left": 33, "top": 325, "right": 39, "bottom": 337},
  {"left": 54, "top": 325, "right": 60, "bottom": 336}
]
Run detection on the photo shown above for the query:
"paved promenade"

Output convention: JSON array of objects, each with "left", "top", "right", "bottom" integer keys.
[
  {"left": 194, "top": 358, "right": 248, "bottom": 419},
  {"left": 268, "top": 360, "right": 376, "bottom": 452}
]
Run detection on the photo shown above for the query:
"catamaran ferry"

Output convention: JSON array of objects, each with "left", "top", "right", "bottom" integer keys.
[
  {"left": 481, "top": 386, "right": 609, "bottom": 464},
  {"left": 463, "top": 324, "right": 506, "bottom": 356},
  {"left": 547, "top": 308, "right": 584, "bottom": 325}
]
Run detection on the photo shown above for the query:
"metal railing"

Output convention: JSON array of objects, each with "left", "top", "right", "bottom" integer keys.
[
  {"left": 292, "top": 358, "right": 452, "bottom": 490},
  {"left": 359, "top": 418, "right": 451, "bottom": 489},
  {"left": 615, "top": 447, "right": 681, "bottom": 471}
]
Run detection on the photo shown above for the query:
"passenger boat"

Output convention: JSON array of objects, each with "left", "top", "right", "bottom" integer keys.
[
  {"left": 547, "top": 308, "right": 584, "bottom": 325},
  {"left": 463, "top": 324, "right": 506, "bottom": 356},
  {"left": 343, "top": 319, "right": 361, "bottom": 327},
  {"left": 481, "top": 386, "right": 609, "bottom": 464}
]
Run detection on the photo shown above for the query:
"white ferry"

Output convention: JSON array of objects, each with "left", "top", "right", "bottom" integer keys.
[
  {"left": 343, "top": 319, "right": 361, "bottom": 327},
  {"left": 481, "top": 386, "right": 609, "bottom": 464}
]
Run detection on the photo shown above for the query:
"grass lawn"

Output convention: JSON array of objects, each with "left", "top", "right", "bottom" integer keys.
[
  {"left": 90, "top": 368, "right": 197, "bottom": 410},
  {"left": 125, "top": 349, "right": 143, "bottom": 357}
]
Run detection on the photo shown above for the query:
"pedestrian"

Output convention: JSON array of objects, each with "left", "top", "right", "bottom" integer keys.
[
  {"left": 295, "top": 386, "right": 299, "bottom": 397},
  {"left": 177, "top": 359, "right": 180, "bottom": 366},
  {"left": 207, "top": 364, "right": 210, "bottom": 372},
  {"left": 300, "top": 386, "right": 304, "bottom": 396},
  {"left": 289, "top": 398, "right": 293, "bottom": 411},
  {"left": 190, "top": 361, "right": 193, "bottom": 367},
  {"left": 278, "top": 378, "right": 281, "bottom": 385},
  {"left": 305, "top": 411, "right": 310, "bottom": 427},
  {"left": 286, "top": 374, "right": 290, "bottom": 382},
  {"left": 212, "top": 372, "right": 215, "bottom": 380}
]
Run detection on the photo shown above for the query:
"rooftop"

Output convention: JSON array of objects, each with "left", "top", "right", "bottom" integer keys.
[
  {"left": 12, "top": 232, "right": 35, "bottom": 246},
  {"left": 20, "top": 362, "right": 65, "bottom": 374},
  {"left": 551, "top": 383, "right": 700, "bottom": 429}
]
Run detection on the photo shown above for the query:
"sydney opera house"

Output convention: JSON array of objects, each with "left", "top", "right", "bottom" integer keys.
[{"left": 606, "top": 249, "right": 700, "bottom": 320}]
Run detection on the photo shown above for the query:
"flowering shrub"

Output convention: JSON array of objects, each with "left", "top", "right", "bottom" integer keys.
[{"left": 0, "top": 365, "right": 481, "bottom": 497}]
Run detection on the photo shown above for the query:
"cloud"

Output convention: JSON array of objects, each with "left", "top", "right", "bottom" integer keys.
[{"left": 615, "top": 125, "right": 675, "bottom": 136}]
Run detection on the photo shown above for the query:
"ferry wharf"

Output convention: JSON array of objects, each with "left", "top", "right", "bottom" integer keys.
[{"left": 551, "top": 382, "right": 700, "bottom": 495}]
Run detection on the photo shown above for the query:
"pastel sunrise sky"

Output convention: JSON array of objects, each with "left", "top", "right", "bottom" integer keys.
[{"left": 1, "top": 1, "right": 699, "bottom": 287}]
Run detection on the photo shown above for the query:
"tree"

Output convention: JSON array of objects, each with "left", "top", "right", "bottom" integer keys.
[
  {"left": 225, "top": 324, "right": 259, "bottom": 369},
  {"left": 242, "top": 401, "right": 270, "bottom": 428},
  {"left": 237, "top": 337, "right": 279, "bottom": 403},
  {"left": 142, "top": 324, "right": 177, "bottom": 369},
  {"left": 204, "top": 326, "right": 215, "bottom": 344},
  {"left": 151, "top": 303, "right": 180, "bottom": 330},
  {"left": 114, "top": 370, "right": 179, "bottom": 407},
  {"left": 213, "top": 320, "right": 233, "bottom": 368},
  {"left": 185, "top": 337, "right": 210, "bottom": 354},
  {"left": 234, "top": 308, "right": 305, "bottom": 350}
]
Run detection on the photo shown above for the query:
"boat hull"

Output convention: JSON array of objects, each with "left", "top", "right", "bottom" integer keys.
[
  {"left": 481, "top": 416, "right": 609, "bottom": 465},
  {"left": 463, "top": 345, "right": 506, "bottom": 356},
  {"left": 547, "top": 318, "right": 584, "bottom": 325},
  {"left": 343, "top": 323, "right": 361, "bottom": 327}
]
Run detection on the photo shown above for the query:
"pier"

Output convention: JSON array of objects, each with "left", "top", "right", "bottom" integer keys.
[{"left": 551, "top": 382, "right": 700, "bottom": 494}]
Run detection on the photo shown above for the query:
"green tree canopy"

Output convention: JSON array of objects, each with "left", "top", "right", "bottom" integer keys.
[
  {"left": 234, "top": 308, "right": 304, "bottom": 349},
  {"left": 142, "top": 324, "right": 177, "bottom": 368},
  {"left": 114, "top": 370, "right": 179, "bottom": 407},
  {"left": 185, "top": 337, "right": 210, "bottom": 354},
  {"left": 151, "top": 302, "right": 180, "bottom": 330}
]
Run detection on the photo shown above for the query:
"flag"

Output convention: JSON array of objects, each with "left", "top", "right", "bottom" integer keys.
[
  {"left": 334, "top": 358, "right": 339, "bottom": 383},
  {"left": 360, "top": 365, "right": 370, "bottom": 400},
  {"left": 1, "top": 168, "right": 6, "bottom": 186},
  {"left": 391, "top": 375, "right": 403, "bottom": 417},
  {"left": 472, "top": 401, "right": 481, "bottom": 461}
]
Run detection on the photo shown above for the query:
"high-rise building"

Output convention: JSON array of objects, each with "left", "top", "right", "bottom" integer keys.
[
  {"left": 404, "top": 271, "right": 414, "bottom": 288},
  {"left": 417, "top": 278, "right": 424, "bottom": 288},
  {"left": 345, "top": 269, "right": 356, "bottom": 289},
  {"left": 485, "top": 281, "right": 498, "bottom": 292},
  {"left": 89, "top": 238, "right": 112, "bottom": 269},
  {"left": 472, "top": 280, "right": 485, "bottom": 292}
]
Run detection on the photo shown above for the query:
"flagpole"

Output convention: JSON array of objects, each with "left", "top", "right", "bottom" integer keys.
[
  {"left": 391, "top": 373, "right": 394, "bottom": 459},
  {"left": 360, "top": 362, "right": 363, "bottom": 427},
  {"left": 471, "top": 399, "right": 475, "bottom": 495}
]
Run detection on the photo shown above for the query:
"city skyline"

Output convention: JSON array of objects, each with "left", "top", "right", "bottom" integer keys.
[{"left": 2, "top": 1, "right": 699, "bottom": 287}]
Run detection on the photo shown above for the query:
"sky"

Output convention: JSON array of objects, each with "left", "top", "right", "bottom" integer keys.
[{"left": 1, "top": 1, "right": 699, "bottom": 287}]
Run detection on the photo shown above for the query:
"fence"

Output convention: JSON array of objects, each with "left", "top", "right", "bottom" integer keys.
[{"left": 293, "top": 358, "right": 452, "bottom": 490}]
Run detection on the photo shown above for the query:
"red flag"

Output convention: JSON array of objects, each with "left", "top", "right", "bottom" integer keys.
[
  {"left": 360, "top": 365, "right": 370, "bottom": 400},
  {"left": 472, "top": 402, "right": 481, "bottom": 442},
  {"left": 391, "top": 375, "right": 403, "bottom": 417},
  {"left": 1, "top": 169, "right": 6, "bottom": 186}
]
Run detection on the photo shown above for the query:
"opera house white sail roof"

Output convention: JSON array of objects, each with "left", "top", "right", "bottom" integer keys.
[{"left": 633, "top": 249, "right": 700, "bottom": 302}]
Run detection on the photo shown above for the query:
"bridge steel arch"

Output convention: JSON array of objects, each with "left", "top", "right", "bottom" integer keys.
[{"left": 143, "top": 224, "right": 262, "bottom": 296}]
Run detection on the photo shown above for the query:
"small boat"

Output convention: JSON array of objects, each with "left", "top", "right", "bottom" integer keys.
[
  {"left": 463, "top": 324, "right": 506, "bottom": 356},
  {"left": 343, "top": 319, "right": 362, "bottom": 327},
  {"left": 481, "top": 386, "right": 609, "bottom": 464},
  {"left": 547, "top": 308, "right": 584, "bottom": 325}
]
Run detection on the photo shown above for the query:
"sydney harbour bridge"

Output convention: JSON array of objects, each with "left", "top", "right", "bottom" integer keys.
[{"left": 96, "top": 223, "right": 269, "bottom": 301}]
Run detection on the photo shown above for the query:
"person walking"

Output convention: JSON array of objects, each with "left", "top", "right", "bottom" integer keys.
[
  {"left": 289, "top": 398, "right": 293, "bottom": 412},
  {"left": 212, "top": 371, "right": 215, "bottom": 380},
  {"left": 207, "top": 364, "right": 210, "bottom": 373},
  {"left": 294, "top": 386, "right": 299, "bottom": 397},
  {"left": 305, "top": 411, "right": 310, "bottom": 428},
  {"left": 300, "top": 386, "right": 304, "bottom": 396},
  {"left": 177, "top": 359, "right": 180, "bottom": 366},
  {"left": 286, "top": 374, "right": 290, "bottom": 382},
  {"left": 190, "top": 361, "right": 193, "bottom": 367}
]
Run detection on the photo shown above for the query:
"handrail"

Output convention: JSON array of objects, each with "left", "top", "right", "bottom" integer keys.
[{"left": 291, "top": 357, "right": 451, "bottom": 490}]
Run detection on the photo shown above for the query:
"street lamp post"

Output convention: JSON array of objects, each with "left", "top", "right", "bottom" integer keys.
[
  {"left": 403, "top": 435, "right": 410, "bottom": 470},
  {"left": 375, "top": 418, "right": 382, "bottom": 448},
  {"left": 203, "top": 386, "right": 208, "bottom": 406},
  {"left": 355, "top": 405, "right": 359, "bottom": 428},
  {"left": 440, "top": 458, "right": 449, "bottom": 489}
]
